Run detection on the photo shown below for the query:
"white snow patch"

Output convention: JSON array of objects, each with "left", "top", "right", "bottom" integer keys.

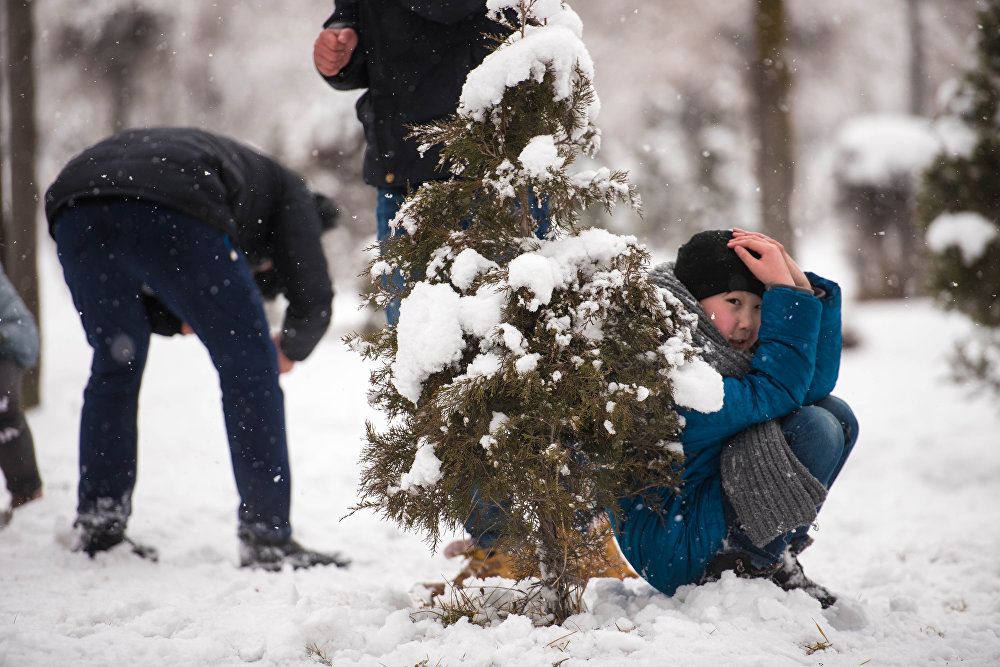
[
  {"left": 926, "top": 211, "right": 997, "bottom": 265},
  {"left": 668, "top": 356, "right": 724, "bottom": 413}
]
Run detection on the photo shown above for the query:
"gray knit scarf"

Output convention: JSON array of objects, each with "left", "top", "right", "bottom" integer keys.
[{"left": 650, "top": 263, "right": 826, "bottom": 547}]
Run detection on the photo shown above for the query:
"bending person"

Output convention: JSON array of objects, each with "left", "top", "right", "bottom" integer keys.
[{"left": 45, "top": 127, "right": 345, "bottom": 570}]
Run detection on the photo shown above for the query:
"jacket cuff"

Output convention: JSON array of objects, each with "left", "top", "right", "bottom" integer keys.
[{"left": 765, "top": 283, "right": 823, "bottom": 297}]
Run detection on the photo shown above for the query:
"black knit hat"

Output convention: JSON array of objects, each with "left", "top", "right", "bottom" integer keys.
[{"left": 674, "top": 229, "right": 765, "bottom": 300}]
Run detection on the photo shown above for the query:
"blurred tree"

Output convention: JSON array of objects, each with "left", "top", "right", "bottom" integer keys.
[
  {"left": 622, "top": 87, "right": 754, "bottom": 258},
  {"left": 56, "top": 3, "right": 166, "bottom": 132},
  {"left": 0, "top": 0, "right": 41, "bottom": 407},
  {"left": 832, "top": 114, "right": 938, "bottom": 300},
  {"left": 906, "top": 0, "right": 927, "bottom": 115},
  {"left": 918, "top": 0, "right": 1000, "bottom": 394},
  {"left": 752, "top": 0, "right": 795, "bottom": 251}
]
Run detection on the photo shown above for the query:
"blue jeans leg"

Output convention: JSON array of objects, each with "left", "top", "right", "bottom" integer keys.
[
  {"left": 55, "top": 201, "right": 292, "bottom": 541},
  {"left": 376, "top": 188, "right": 409, "bottom": 326}
]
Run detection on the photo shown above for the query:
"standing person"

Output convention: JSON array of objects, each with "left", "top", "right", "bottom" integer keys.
[
  {"left": 45, "top": 127, "right": 346, "bottom": 570},
  {"left": 0, "top": 265, "right": 42, "bottom": 528},
  {"left": 313, "top": 1, "right": 547, "bottom": 325},
  {"left": 613, "top": 229, "right": 859, "bottom": 608}
]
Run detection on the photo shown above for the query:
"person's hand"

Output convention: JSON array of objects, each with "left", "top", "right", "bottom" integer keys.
[
  {"left": 727, "top": 231, "right": 795, "bottom": 286},
  {"left": 273, "top": 334, "right": 296, "bottom": 374},
  {"left": 314, "top": 28, "right": 358, "bottom": 77},
  {"left": 731, "top": 228, "right": 810, "bottom": 289}
]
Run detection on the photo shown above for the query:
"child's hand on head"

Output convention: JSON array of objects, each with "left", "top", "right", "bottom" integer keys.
[
  {"left": 732, "top": 228, "right": 811, "bottom": 289},
  {"left": 727, "top": 232, "right": 795, "bottom": 286}
]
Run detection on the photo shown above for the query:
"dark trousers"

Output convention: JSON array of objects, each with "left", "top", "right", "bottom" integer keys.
[
  {"left": 0, "top": 359, "right": 41, "bottom": 496},
  {"left": 54, "top": 201, "right": 291, "bottom": 541}
]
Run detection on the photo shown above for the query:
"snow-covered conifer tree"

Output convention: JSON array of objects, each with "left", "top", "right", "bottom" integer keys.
[
  {"left": 919, "top": 0, "right": 1000, "bottom": 394},
  {"left": 348, "top": 0, "right": 711, "bottom": 623}
]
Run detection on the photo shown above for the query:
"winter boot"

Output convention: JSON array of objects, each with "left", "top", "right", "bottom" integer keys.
[
  {"left": 701, "top": 551, "right": 781, "bottom": 583},
  {"left": 703, "top": 549, "right": 837, "bottom": 609},
  {"left": 573, "top": 516, "right": 638, "bottom": 580},
  {"left": 0, "top": 486, "right": 42, "bottom": 529},
  {"left": 73, "top": 519, "right": 159, "bottom": 561},
  {"left": 770, "top": 554, "right": 837, "bottom": 609},
  {"left": 449, "top": 545, "right": 522, "bottom": 583},
  {"left": 10, "top": 485, "right": 42, "bottom": 510},
  {"left": 447, "top": 524, "right": 638, "bottom": 585},
  {"left": 238, "top": 533, "right": 349, "bottom": 571}
]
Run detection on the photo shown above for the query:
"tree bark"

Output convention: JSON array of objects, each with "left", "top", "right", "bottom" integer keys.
[
  {"left": 1, "top": 0, "right": 42, "bottom": 407},
  {"left": 536, "top": 514, "right": 580, "bottom": 625},
  {"left": 906, "top": 0, "right": 927, "bottom": 116},
  {"left": 752, "top": 0, "right": 795, "bottom": 252}
]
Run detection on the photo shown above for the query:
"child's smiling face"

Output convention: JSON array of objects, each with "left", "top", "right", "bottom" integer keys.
[{"left": 698, "top": 290, "right": 763, "bottom": 352}]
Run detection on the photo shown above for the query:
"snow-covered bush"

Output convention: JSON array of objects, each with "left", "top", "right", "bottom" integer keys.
[{"left": 347, "top": 0, "right": 702, "bottom": 623}]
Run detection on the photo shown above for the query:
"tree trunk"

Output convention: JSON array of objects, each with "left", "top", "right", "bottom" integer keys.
[
  {"left": 906, "top": 0, "right": 927, "bottom": 116},
  {"left": 752, "top": 0, "right": 795, "bottom": 252},
  {"left": 535, "top": 515, "right": 580, "bottom": 625},
  {"left": 1, "top": 0, "right": 42, "bottom": 407}
]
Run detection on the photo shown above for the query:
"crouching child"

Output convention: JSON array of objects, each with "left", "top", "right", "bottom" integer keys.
[{"left": 612, "top": 228, "right": 859, "bottom": 608}]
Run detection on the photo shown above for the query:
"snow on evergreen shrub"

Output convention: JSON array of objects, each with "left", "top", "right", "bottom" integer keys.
[{"left": 347, "top": 1, "right": 705, "bottom": 623}]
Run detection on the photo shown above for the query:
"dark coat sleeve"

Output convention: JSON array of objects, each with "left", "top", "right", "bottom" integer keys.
[
  {"left": 320, "top": 0, "right": 369, "bottom": 90},
  {"left": 269, "top": 167, "right": 334, "bottom": 362}
]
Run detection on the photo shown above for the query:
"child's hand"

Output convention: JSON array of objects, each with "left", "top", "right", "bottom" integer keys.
[
  {"left": 728, "top": 231, "right": 795, "bottom": 285},
  {"left": 731, "top": 228, "right": 810, "bottom": 289}
]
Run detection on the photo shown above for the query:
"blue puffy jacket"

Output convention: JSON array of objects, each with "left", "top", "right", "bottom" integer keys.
[{"left": 613, "top": 273, "right": 842, "bottom": 596}]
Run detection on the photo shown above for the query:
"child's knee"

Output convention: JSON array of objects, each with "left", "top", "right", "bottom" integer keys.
[
  {"left": 782, "top": 406, "right": 844, "bottom": 481},
  {"left": 817, "top": 395, "right": 859, "bottom": 449},
  {"left": 786, "top": 405, "right": 843, "bottom": 446}
]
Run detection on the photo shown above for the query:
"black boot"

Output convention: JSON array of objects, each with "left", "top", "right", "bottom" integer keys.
[
  {"left": 770, "top": 555, "right": 837, "bottom": 609},
  {"left": 703, "top": 550, "right": 836, "bottom": 608},
  {"left": 702, "top": 551, "right": 781, "bottom": 583},
  {"left": 239, "top": 532, "right": 349, "bottom": 571},
  {"left": 73, "top": 519, "right": 158, "bottom": 561}
]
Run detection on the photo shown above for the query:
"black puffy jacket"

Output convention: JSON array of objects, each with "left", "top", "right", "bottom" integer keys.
[
  {"left": 44, "top": 127, "right": 334, "bottom": 362},
  {"left": 320, "top": 0, "right": 500, "bottom": 188}
]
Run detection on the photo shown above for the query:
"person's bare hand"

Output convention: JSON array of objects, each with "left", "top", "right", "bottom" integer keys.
[
  {"left": 314, "top": 28, "right": 358, "bottom": 77},
  {"left": 273, "top": 334, "right": 296, "bottom": 374},
  {"left": 732, "top": 228, "right": 810, "bottom": 289},
  {"left": 728, "top": 232, "right": 795, "bottom": 286}
]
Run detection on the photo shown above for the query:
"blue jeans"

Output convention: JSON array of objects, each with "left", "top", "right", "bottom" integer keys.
[
  {"left": 376, "top": 186, "right": 551, "bottom": 326},
  {"left": 726, "top": 395, "right": 859, "bottom": 567},
  {"left": 54, "top": 200, "right": 292, "bottom": 542}
]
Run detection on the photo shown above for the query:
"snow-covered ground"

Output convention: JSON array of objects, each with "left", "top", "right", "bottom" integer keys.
[{"left": 2, "top": 236, "right": 999, "bottom": 666}]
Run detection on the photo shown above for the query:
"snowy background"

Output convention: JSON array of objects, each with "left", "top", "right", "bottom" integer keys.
[
  {"left": 1, "top": 235, "right": 999, "bottom": 666},
  {"left": 3, "top": 1, "right": 999, "bottom": 665}
]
